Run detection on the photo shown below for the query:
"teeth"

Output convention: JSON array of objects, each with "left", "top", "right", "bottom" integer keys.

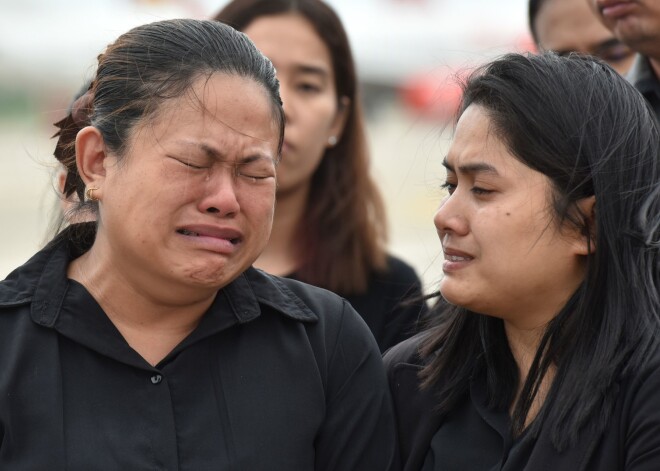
[
  {"left": 447, "top": 255, "right": 470, "bottom": 262},
  {"left": 178, "top": 229, "right": 199, "bottom": 236}
]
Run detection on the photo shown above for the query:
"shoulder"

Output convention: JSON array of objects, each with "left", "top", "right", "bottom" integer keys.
[
  {"left": 382, "top": 254, "right": 423, "bottom": 285},
  {"left": 0, "top": 242, "right": 62, "bottom": 310},
  {"left": 361, "top": 254, "right": 425, "bottom": 302},
  {"left": 383, "top": 332, "right": 427, "bottom": 374},
  {"left": 616, "top": 345, "right": 660, "bottom": 468},
  {"left": 248, "top": 267, "right": 350, "bottom": 321},
  {"left": 622, "top": 344, "right": 660, "bottom": 410},
  {"left": 245, "top": 267, "right": 374, "bottom": 341}
]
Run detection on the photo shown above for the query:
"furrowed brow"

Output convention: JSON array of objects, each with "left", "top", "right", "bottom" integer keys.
[{"left": 442, "top": 157, "right": 499, "bottom": 175}]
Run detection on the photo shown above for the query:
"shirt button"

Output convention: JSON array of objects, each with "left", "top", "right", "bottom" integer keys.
[{"left": 150, "top": 374, "right": 163, "bottom": 384}]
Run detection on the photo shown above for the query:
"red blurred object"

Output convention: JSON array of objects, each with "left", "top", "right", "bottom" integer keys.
[{"left": 398, "top": 69, "right": 465, "bottom": 122}]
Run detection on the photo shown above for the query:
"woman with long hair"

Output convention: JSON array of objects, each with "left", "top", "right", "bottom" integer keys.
[
  {"left": 385, "top": 52, "right": 660, "bottom": 470},
  {"left": 214, "top": 0, "right": 427, "bottom": 352}
]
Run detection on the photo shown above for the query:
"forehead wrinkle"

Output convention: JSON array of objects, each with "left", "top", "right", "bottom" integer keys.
[
  {"left": 442, "top": 154, "right": 501, "bottom": 176},
  {"left": 192, "top": 74, "right": 278, "bottom": 146},
  {"left": 197, "top": 101, "right": 275, "bottom": 145}
]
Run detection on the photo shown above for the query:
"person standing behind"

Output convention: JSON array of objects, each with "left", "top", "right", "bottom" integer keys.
[
  {"left": 529, "top": 0, "right": 635, "bottom": 74},
  {"left": 588, "top": 0, "right": 660, "bottom": 120},
  {"left": 214, "top": 0, "right": 427, "bottom": 352}
]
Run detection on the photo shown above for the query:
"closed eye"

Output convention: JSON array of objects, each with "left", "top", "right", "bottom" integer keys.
[
  {"left": 441, "top": 181, "right": 456, "bottom": 195},
  {"left": 170, "top": 156, "right": 208, "bottom": 170},
  {"left": 236, "top": 171, "right": 274, "bottom": 183},
  {"left": 471, "top": 187, "right": 493, "bottom": 195}
]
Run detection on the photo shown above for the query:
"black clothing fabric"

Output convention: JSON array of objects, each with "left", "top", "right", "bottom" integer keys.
[
  {"left": 290, "top": 256, "right": 427, "bottom": 353},
  {"left": 0, "top": 228, "right": 398, "bottom": 470},
  {"left": 627, "top": 54, "right": 660, "bottom": 123},
  {"left": 384, "top": 334, "right": 660, "bottom": 471}
]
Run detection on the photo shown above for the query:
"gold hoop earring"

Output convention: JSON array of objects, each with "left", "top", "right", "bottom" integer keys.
[{"left": 85, "top": 186, "right": 99, "bottom": 202}]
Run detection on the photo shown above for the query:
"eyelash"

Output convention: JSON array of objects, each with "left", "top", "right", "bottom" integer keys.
[
  {"left": 440, "top": 182, "right": 456, "bottom": 194},
  {"left": 236, "top": 172, "right": 272, "bottom": 183},
  {"left": 441, "top": 182, "right": 493, "bottom": 196},
  {"left": 174, "top": 157, "right": 207, "bottom": 170},
  {"left": 297, "top": 82, "right": 321, "bottom": 94}
]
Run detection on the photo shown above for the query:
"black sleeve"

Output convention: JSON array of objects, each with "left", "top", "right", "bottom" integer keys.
[
  {"left": 314, "top": 300, "right": 400, "bottom": 471},
  {"left": 625, "top": 362, "right": 660, "bottom": 470}
]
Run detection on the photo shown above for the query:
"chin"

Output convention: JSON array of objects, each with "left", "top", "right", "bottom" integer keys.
[
  {"left": 180, "top": 261, "right": 240, "bottom": 288},
  {"left": 440, "top": 282, "right": 480, "bottom": 312}
]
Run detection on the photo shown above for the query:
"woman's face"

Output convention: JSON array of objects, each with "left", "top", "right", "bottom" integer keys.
[
  {"left": 535, "top": 0, "right": 635, "bottom": 74},
  {"left": 243, "top": 13, "right": 348, "bottom": 196},
  {"left": 434, "top": 105, "right": 587, "bottom": 329},
  {"left": 95, "top": 73, "right": 279, "bottom": 290}
]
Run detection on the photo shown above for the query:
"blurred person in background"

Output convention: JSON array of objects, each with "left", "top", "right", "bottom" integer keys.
[
  {"left": 385, "top": 52, "right": 660, "bottom": 470},
  {"left": 214, "top": 0, "right": 427, "bottom": 353},
  {"left": 588, "top": 0, "right": 660, "bottom": 120},
  {"left": 0, "top": 18, "right": 397, "bottom": 470},
  {"left": 529, "top": 0, "right": 635, "bottom": 74}
]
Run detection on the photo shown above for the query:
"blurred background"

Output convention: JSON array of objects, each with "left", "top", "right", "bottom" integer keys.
[{"left": 0, "top": 0, "right": 532, "bottom": 293}]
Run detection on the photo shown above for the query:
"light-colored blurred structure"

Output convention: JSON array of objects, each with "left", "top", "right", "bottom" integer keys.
[{"left": 0, "top": 0, "right": 530, "bottom": 293}]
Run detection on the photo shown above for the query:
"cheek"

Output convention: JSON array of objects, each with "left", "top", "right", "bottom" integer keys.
[
  {"left": 306, "top": 99, "right": 339, "bottom": 137},
  {"left": 241, "top": 187, "right": 276, "bottom": 220}
]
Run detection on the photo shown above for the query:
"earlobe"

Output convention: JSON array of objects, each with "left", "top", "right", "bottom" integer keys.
[
  {"left": 327, "top": 96, "right": 351, "bottom": 148},
  {"left": 75, "top": 126, "right": 107, "bottom": 190},
  {"left": 573, "top": 196, "right": 597, "bottom": 255}
]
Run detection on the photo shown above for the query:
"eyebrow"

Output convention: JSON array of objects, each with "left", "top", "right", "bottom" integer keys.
[
  {"left": 294, "top": 63, "right": 330, "bottom": 79},
  {"left": 442, "top": 157, "right": 500, "bottom": 175}
]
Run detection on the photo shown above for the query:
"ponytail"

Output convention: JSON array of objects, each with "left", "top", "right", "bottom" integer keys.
[{"left": 52, "top": 84, "right": 94, "bottom": 203}]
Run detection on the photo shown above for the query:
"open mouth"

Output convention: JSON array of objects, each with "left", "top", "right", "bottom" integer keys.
[
  {"left": 176, "top": 229, "right": 240, "bottom": 245},
  {"left": 445, "top": 254, "right": 472, "bottom": 262}
]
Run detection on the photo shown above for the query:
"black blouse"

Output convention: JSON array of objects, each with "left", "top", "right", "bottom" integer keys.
[
  {"left": 420, "top": 376, "right": 533, "bottom": 470},
  {"left": 0, "top": 228, "right": 397, "bottom": 470},
  {"left": 385, "top": 333, "right": 660, "bottom": 471}
]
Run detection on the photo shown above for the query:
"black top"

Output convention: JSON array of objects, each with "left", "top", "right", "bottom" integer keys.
[
  {"left": 0, "top": 228, "right": 398, "bottom": 470},
  {"left": 384, "top": 334, "right": 660, "bottom": 471},
  {"left": 419, "top": 375, "right": 534, "bottom": 471},
  {"left": 290, "top": 255, "right": 427, "bottom": 353},
  {"left": 627, "top": 54, "right": 660, "bottom": 123}
]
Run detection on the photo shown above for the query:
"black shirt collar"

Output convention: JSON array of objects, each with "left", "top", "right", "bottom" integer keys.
[{"left": 0, "top": 224, "right": 318, "bottom": 331}]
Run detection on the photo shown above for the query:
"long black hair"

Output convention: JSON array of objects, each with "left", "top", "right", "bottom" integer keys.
[{"left": 421, "top": 52, "right": 660, "bottom": 450}]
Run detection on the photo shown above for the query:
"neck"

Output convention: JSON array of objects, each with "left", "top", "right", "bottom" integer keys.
[
  {"left": 505, "top": 320, "right": 556, "bottom": 427},
  {"left": 68, "top": 236, "right": 216, "bottom": 366},
  {"left": 254, "top": 182, "right": 310, "bottom": 276},
  {"left": 504, "top": 321, "right": 547, "bottom": 377}
]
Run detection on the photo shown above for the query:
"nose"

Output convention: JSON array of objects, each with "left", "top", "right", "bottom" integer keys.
[
  {"left": 433, "top": 192, "right": 469, "bottom": 241},
  {"left": 198, "top": 169, "right": 240, "bottom": 217}
]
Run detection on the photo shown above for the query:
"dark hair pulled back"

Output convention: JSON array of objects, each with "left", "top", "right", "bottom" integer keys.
[{"left": 53, "top": 19, "right": 284, "bottom": 209}]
